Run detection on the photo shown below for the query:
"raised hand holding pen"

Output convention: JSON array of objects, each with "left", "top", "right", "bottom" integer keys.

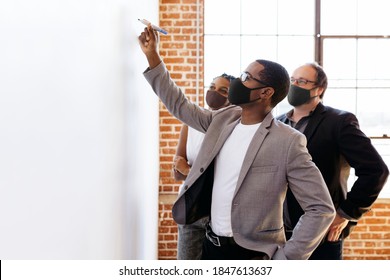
[
  {"left": 138, "top": 24, "right": 162, "bottom": 69},
  {"left": 138, "top": 19, "right": 168, "bottom": 35}
]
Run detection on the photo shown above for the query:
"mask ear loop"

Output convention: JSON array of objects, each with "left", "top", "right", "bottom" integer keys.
[{"left": 249, "top": 88, "right": 265, "bottom": 103}]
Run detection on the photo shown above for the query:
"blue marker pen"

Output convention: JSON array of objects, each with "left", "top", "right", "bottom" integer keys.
[{"left": 138, "top": 19, "right": 168, "bottom": 35}]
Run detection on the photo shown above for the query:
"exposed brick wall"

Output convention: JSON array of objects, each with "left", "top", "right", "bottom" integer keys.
[
  {"left": 158, "top": 0, "right": 204, "bottom": 260},
  {"left": 344, "top": 199, "right": 390, "bottom": 260},
  {"left": 156, "top": 0, "right": 390, "bottom": 260}
]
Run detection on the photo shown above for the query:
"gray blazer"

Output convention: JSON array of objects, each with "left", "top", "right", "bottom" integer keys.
[{"left": 144, "top": 62, "right": 335, "bottom": 260}]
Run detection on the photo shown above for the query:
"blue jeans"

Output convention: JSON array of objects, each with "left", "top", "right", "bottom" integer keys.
[{"left": 177, "top": 217, "right": 209, "bottom": 260}]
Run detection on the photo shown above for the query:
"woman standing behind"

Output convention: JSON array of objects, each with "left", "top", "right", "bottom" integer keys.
[{"left": 173, "top": 73, "right": 235, "bottom": 259}]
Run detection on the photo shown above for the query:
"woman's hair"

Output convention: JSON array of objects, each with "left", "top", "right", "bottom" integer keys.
[{"left": 216, "top": 73, "right": 236, "bottom": 82}]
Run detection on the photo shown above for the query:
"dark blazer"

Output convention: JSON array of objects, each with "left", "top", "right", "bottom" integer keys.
[
  {"left": 144, "top": 62, "right": 335, "bottom": 259},
  {"left": 278, "top": 102, "right": 389, "bottom": 238}
]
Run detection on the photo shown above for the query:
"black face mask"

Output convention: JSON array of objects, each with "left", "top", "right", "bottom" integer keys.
[
  {"left": 288, "top": 85, "right": 317, "bottom": 106},
  {"left": 228, "top": 78, "right": 266, "bottom": 105},
  {"left": 205, "top": 90, "right": 228, "bottom": 110}
]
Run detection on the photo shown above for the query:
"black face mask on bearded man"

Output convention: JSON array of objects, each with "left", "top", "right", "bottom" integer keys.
[{"left": 287, "top": 85, "right": 319, "bottom": 107}]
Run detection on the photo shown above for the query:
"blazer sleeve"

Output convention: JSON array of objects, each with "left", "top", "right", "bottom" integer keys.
[{"left": 337, "top": 113, "right": 389, "bottom": 220}]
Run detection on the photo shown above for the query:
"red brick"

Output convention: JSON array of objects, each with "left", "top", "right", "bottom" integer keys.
[
  {"left": 164, "top": 57, "right": 185, "bottom": 64},
  {"left": 161, "top": 0, "right": 180, "bottom": 3},
  {"left": 160, "top": 126, "right": 174, "bottom": 132},
  {"left": 172, "top": 20, "right": 193, "bottom": 26},
  {"left": 161, "top": 42, "right": 185, "bottom": 49},
  {"left": 161, "top": 118, "right": 181, "bottom": 125},
  {"left": 374, "top": 211, "right": 390, "bottom": 216},
  {"left": 168, "top": 140, "right": 180, "bottom": 146},
  {"left": 363, "top": 218, "right": 387, "bottom": 224},
  {"left": 182, "top": 0, "right": 197, "bottom": 4},
  {"left": 162, "top": 13, "right": 180, "bottom": 19}
]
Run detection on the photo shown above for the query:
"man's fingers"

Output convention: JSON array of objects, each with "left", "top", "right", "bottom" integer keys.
[{"left": 327, "top": 228, "right": 341, "bottom": 242}]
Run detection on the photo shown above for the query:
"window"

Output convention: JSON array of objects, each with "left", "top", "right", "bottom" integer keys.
[{"left": 204, "top": 0, "right": 390, "bottom": 197}]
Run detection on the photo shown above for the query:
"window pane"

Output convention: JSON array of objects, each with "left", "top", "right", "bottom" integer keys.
[
  {"left": 356, "top": 89, "right": 390, "bottom": 136},
  {"left": 323, "top": 39, "right": 357, "bottom": 80},
  {"left": 277, "top": 36, "right": 314, "bottom": 74},
  {"left": 371, "top": 139, "right": 390, "bottom": 198},
  {"left": 241, "top": 0, "right": 277, "bottom": 35},
  {"left": 323, "top": 88, "right": 357, "bottom": 114},
  {"left": 204, "top": 0, "right": 240, "bottom": 34},
  {"left": 357, "top": 39, "right": 390, "bottom": 81},
  {"left": 278, "top": 0, "right": 315, "bottom": 35},
  {"left": 204, "top": 36, "right": 241, "bottom": 85},
  {"left": 357, "top": 0, "right": 390, "bottom": 35},
  {"left": 240, "top": 36, "right": 278, "bottom": 68},
  {"left": 321, "top": 0, "right": 357, "bottom": 35}
]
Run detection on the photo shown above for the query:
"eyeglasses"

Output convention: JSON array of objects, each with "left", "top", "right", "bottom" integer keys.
[
  {"left": 240, "top": 71, "right": 270, "bottom": 87},
  {"left": 290, "top": 77, "right": 316, "bottom": 86}
]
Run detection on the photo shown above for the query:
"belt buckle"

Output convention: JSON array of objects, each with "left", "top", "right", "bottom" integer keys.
[
  {"left": 206, "top": 225, "right": 221, "bottom": 247},
  {"left": 210, "top": 234, "right": 221, "bottom": 247}
]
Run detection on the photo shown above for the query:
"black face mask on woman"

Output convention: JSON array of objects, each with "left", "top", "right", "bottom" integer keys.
[
  {"left": 228, "top": 78, "right": 266, "bottom": 105},
  {"left": 205, "top": 90, "right": 228, "bottom": 110},
  {"left": 287, "top": 85, "right": 318, "bottom": 107}
]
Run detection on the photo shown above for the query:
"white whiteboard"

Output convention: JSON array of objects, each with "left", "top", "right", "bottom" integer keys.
[{"left": 0, "top": 0, "right": 159, "bottom": 259}]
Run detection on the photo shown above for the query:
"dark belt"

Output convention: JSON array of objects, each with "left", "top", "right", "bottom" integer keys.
[{"left": 205, "top": 223, "right": 237, "bottom": 247}]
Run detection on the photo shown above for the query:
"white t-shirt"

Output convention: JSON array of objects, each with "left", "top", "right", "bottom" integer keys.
[
  {"left": 211, "top": 121, "right": 261, "bottom": 236},
  {"left": 178, "top": 127, "right": 205, "bottom": 194},
  {"left": 186, "top": 127, "right": 205, "bottom": 166}
]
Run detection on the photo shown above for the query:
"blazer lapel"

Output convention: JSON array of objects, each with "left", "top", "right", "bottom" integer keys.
[
  {"left": 234, "top": 113, "right": 273, "bottom": 194},
  {"left": 304, "top": 103, "right": 327, "bottom": 142}
]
